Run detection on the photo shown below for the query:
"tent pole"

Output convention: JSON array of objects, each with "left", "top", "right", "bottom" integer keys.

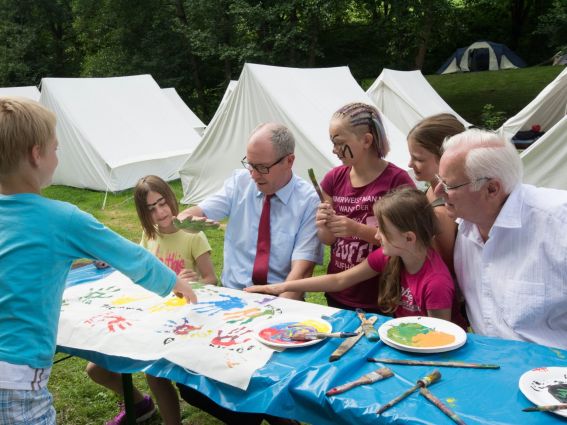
[{"left": 102, "top": 190, "right": 109, "bottom": 210}]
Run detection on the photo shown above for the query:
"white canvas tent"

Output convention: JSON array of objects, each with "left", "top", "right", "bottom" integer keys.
[
  {"left": 366, "top": 69, "right": 471, "bottom": 135},
  {"left": 521, "top": 114, "right": 567, "bottom": 190},
  {"left": 0, "top": 86, "right": 40, "bottom": 101},
  {"left": 180, "top": 63, "right": 410, "bottom": 204},
  {"left": 40, "top": 75, "right": 202, "bottom": 192},
  {"left": 498, "top": 67, "right": 567, "bottom": 141},
  {"left": 200, "top": 80, "right": 238, "bottom": 139},
  {"left": 162, "top": 87, "right": 206, "bottom": 135},
  {"left": 219, "top": 80, "right": 238, "bottom": 108}
]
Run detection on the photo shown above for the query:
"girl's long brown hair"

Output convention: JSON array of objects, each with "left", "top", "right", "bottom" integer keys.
[
  {"left": 373, "top": 188, "right": 438, "bottom": 313},
  {"left": 134, "top": 175, "right": 179, "bottom": 239}
]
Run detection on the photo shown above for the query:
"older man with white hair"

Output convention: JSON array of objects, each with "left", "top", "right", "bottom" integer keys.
[{"left": 434, "top": 128, "right": 567, "bottom": 349}]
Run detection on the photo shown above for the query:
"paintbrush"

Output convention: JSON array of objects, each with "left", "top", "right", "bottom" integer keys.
[
  {"left": 419, "top": 387, "right": 467, "bottom": 425},
  {"left": 326, "top": 367, "right": 393, "bottom": 396},
  {"left": 290, "top": 331, "right": 360, "bottom": 341},
  {"left": 329, "top": 316, "right": 378, "bottom": 362},
  {"left": 307, "top": 168, "right": 325, "bottom": 202},
  {"left": 377, "top": 370, "right": 441, "bottom": 415},
  {"left": 356, "top": 309, "right": 380, "bottom": 341},
  {"left": 523, "top": 404, "right": 567, "bottom": 412},
  {"left": 368, "top": 358, "right": 500, "bottom": 369}
]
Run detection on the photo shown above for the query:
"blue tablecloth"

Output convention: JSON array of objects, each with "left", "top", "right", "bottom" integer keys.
[{"left": 59, "top": 264, "right": 567, "bottom": 424}]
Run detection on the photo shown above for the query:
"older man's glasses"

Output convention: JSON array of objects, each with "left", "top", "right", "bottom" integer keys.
[
  {"left": 435, "top": 174, "right": 490, "bottom": 192},
  {"left": 241, "top": 155, "right": 288, "bottom": 174}
]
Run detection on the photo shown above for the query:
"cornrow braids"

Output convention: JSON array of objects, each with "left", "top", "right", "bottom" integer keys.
[{"left": 333, "top": 102, "right": 390, "bottom": 158}]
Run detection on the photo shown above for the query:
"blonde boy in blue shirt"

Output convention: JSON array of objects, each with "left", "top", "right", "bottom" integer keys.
[{"left": 0, "top": 97, "right": 197, "bottom": 424}]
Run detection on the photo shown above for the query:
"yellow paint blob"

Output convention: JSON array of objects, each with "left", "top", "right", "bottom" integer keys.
[
  {"left": 299, "top": 320, "right": 331, "bottom": 332},
  {"left": 446, "top": 397, "right": 457, "bottom": 407},
  {"left": 411, "top": 330, "right": 455, "bottom": 347},
  {"left": 164, "top": 297, "right": 187, "bottom": 307},
  {"left": 112, "top": 296, "right": 149, "bottom": 305}
]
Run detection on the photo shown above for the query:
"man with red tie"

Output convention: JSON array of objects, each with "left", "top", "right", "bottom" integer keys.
[
  {"left": 176, "top": 122, "right": 323, "bottom": 425},
  {"left": 179, "top": 122, "right": 323, "bottom": 299}
]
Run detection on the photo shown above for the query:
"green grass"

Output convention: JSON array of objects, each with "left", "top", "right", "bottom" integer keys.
[
  {"left": 362, "top": 65, "right": 564, "bottom": 127},
  {"left": 44, "top": 181, "right": 327, "bottom": 424}
]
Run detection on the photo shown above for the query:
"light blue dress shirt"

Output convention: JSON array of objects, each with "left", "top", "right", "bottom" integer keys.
[{"left": 200, "top": 169, "right": 324, "bottom": 290}]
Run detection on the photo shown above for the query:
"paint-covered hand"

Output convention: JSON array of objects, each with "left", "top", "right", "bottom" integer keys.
[
  {"left": 244, "top": 284, "right": 284, "bottom": 296},
  {"left": 178, "top": 268, "right": 198, "bottom": 282},
  {"left": 173, "top": 216, "right": 220, "bottom": 232},
  {"left": 172, "top": 277, "right": 198, "bottom": 304}
]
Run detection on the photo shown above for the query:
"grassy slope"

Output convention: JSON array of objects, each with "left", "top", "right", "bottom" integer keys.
[
  {"left": 362, "top": 65, "right": 564, "bottom": 126},
  {"left": 426, "top": 66, "right": 564, "bottom": 125}
]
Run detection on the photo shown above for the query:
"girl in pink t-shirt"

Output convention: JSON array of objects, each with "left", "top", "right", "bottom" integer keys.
[
  {"left": 246, "top": 188, "right": 463, "bottom": 325},
  {"left": 317, "top": 102, "right": 414, "bottom": 312}
]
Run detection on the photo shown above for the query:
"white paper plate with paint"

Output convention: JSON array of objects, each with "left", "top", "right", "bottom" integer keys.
[
  {"left": 254, "top": 316, "right": 332, "bottom": 348},
  {"left": 519, "top": 367, "right": 567, "bottom": 418},
  {"left": 378, "top": 316, "right": 467, "bottom": 353}
]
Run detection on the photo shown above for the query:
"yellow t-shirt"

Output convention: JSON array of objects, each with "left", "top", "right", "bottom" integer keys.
[{"left": 140, "top": 230, "right": 211, "bottom": 276}]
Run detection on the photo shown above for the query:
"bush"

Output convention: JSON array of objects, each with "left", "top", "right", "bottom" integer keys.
[{"left": 480, "top": 104, "right": 507, "bottom": 129}]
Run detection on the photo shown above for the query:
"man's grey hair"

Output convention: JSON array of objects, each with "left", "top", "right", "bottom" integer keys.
[
  {"left": 251, "top": 122, "right": 295, "bottom": 157},
  {"left": 442, "top": 128, "right": 522, "bottom": 194}
]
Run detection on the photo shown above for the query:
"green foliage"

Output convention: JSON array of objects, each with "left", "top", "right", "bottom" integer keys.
[
  {"left": 0, "top": 0, "right": 561, "bottom": 121},
  {"left": 479, "top": 103, "right": 507, "bottom": 130},
  {"left": 536, "top": 0, "right": 567, "bottom": 53}
]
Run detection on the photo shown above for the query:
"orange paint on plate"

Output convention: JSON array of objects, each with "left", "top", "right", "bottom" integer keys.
[{"left": 412, "top": 331, "right": 455, "bottom": 347}]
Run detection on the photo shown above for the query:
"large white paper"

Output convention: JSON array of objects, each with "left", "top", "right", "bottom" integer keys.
[{"left": 58, "top": 271, "right": 338, "bottom": 389}]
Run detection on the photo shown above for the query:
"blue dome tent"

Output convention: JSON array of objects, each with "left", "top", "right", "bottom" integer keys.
[{"left": 437, "top": 41, "right": 526, "bottom": 74}]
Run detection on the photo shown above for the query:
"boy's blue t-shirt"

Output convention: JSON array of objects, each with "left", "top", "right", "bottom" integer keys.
[{"left": 0, "top": 193, "right": 177, "bottom": 369}]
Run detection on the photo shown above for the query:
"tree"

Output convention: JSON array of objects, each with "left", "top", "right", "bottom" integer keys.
[
  {"left": 0, "top": 0, "right": 79, "bottom": 86},
  {"left": 536, "top": 0, "right": 567, "bottom": 54}
]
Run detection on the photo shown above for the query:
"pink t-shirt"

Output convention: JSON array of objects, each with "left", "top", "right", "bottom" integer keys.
[
  {"left": 367, "top": 247, "right": 457, "bottom": 319},
  {"left": 320, "top": 163, "right": 414, "bottom": 309}
]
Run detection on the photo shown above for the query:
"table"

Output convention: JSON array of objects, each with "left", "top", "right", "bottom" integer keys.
[{"left": 58, "top": 264, "right": 567, "bottom": 425}]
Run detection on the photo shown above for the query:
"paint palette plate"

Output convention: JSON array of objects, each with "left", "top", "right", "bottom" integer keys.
[
  {"left": 519, "top": 367, "right": 567, "bottom": 418},
  {"left": 378, "top": 316, "right": 466, "bottom": 353},
  {"left": 254, "top": 317, "right": 332, "bottom": 348}
]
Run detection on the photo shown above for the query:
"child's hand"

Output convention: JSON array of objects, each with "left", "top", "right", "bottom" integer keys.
[
  {"left": 315, "top": 202, "right": 334, "bottom": 225},
  {"left": 173, "top": 277, "right": 198, "bottom": 304},
  {"left": 244, "top": 284, "right": 284, "bottom": 296},
  {"left": 178, "top": 268, "right": 198, "bottom": 282},
  {"left": 326, "top": 214, "right": 356, "bottom": 238},
  {"left": 93, "top": 260, "right": 110, "bottom": 269}
]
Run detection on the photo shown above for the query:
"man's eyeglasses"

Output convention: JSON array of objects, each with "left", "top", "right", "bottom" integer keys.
[
  {"left": 241, "top": 155, "right": 288, "bottom": 174},
  {"left": 435, "top": 174, "right": 490, "bottom": 192}
]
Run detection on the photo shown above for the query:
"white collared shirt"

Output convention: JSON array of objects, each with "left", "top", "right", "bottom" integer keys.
[
  {"left": 200, "top": 169, "right": 323, "bottom": 289},
  {"left": 454, "top": 184, "right": 567, "bottom": 349}
]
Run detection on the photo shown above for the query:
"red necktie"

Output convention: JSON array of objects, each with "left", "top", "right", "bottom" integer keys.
[{"left": 252, "top": 194, "right": 273, "bottom": 284}]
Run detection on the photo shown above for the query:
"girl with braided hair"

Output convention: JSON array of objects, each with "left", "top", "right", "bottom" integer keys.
[{"left": 316, "top": 102, "right": 414, "bottom": 313}]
